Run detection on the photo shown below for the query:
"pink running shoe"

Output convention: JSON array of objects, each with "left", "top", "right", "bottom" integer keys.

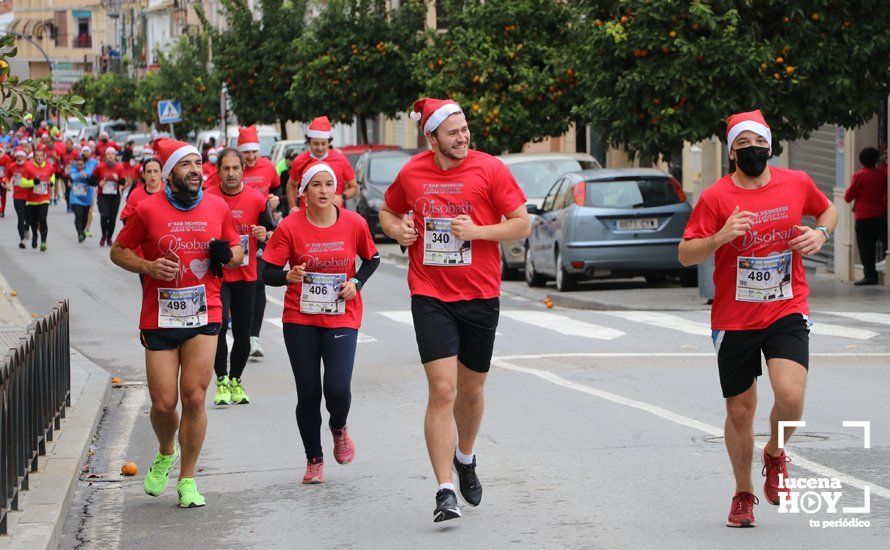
[
  {"left": 302, "top": 459, "right": 324, "bottom": 484},
  {"left": 762, "top": 448, "right": 791, "bottom": 505},
  {"left": 332, "top": 426, "right": 355, "bottom": 465}
]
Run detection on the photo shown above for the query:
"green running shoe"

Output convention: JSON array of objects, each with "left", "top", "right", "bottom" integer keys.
[
  {"left": 230, "top": 378, "right": 250, "bottom": 404},
  {"left": 214, "top": 376, "right": 231, "bottom": 405},
  {"left": 84, "top": 230, "right": 92, "bottom": 238},
  {"left": 177, "top": 478, "right": 206, "bottom": 508},
  {"left": 144, "top": 445, "right": 179, "bottom": 496},
  {"left": 39, "top": 242, "right": 47, "bottom": 252}
]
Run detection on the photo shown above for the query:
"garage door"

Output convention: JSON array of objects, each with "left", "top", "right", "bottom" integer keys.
[{"left": 789, "top": 124, "right": 837, "bottom": 266}]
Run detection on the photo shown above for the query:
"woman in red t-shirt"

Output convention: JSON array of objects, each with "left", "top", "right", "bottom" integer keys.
[{"left": 262, "top": 159, "right": 379, "bottom": 485}]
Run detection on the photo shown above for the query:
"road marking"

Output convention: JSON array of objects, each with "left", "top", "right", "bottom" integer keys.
[
  {"left": 265, "top": 293, "right": 285, "bottom": 307},
  {"left": 266, "top": 317, "right": 283, "bottom": 328},
  {"left": 500, "top": 310, "right": 625, "bottom": 340},
  {"left": 379, "top": 257, "right": 407, "bottom": 269},
  {"left": 822, "top": 311, "right": 890, "bottom": 326},
  {"left": 379, "top": 310, "right": 414, "bottom": 325},
  {"left": 495, "top": 352, "right": 890, "bottom": 360},
  {"left": 808, "top": 322, "right": 877, "bottom": 340},
  {"left": 508, "top": 295, "right": 530, "bottom": 302},
  {"left": 492, "top": 356, "right": 890, "bottom": 500},
  {"left": 600, "top": 311, "right": 709, "bottom": 336}
]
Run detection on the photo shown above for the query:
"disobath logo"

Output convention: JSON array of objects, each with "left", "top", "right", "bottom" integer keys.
[{"left": 777, "top": 420, "right": 872, "bottom": 529}]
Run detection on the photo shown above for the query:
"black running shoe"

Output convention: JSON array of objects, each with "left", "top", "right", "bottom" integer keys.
[
  {"left": 433, "top": 489, "right": 461, "bottom": 523},
  {"left": 31, "top": 235, "right": 38, "bottom": 249},
  {"left": 453, "top": 456, "right": 483, "bottom": 506}
]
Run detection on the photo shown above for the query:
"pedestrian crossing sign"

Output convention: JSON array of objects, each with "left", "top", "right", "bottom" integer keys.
[{"left": 158, "top": 100, "right": 182, "bottom": 124}]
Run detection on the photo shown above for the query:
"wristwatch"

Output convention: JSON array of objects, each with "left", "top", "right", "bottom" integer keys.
[
  {"left": 815, "top": 225, "right": 831, "bottom": 241},
  {"left": 349, "top": 277, "right": 362, "bottom": 291}
]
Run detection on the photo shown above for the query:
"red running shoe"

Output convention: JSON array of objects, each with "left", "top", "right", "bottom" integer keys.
[
  {"left": 302, "top": 459, "right": 324, "bottom": 484},
  {"left": 762, "top": 448, "right": 791, "bottom": 505},
  {"left": 332, "top": 426, "right": 355, "bottom": 465},
  {"left": 727, "top": 492, "right": 758, "bottom": 527},
  {"left": 99, "top": 236, "right": 106, "bottom": 247}
]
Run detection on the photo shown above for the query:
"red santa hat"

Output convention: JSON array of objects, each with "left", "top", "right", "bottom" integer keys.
[
  {"left": 104, "top": 147, "right": 117, "bottom": 156},
  {"left": 409, "top": 98, "right": 463, "bottom": 134},
  {"left": 13, "top": 147, "right": 26, "bottom": 157},
  {"left": 297, "top": 157, "right": 337, "bottom": 196},
  {"left": 727, "top": 110, "right": 771, "bottom": 148},
  {"left": 305, "top": 116, "right": 332, "bottom": 140},
  {"left": 237, "top": 126, "right": 260, "bottom": 152},
  {"left": 155, "top": 137, "right": 200, "bottom": 178}
]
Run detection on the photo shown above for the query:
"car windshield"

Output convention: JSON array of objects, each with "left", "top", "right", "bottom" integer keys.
[
  {"left": 285, "top": 143, "right": 306, "bottom": 156},
  {"left": 130, "top": 135, "right": 151, "bottom": 146},
  {"left": 585, "top": 178, "right": 680, "bottom": 208},
  {"left": 369, "top": 155, "right": 411, "bottom": 185},
  {"left": 66, "top": 119, "right": 84, "bottom": 131},
  {"left": 508, "top": 159, "right": 599, "bottom": 198}
]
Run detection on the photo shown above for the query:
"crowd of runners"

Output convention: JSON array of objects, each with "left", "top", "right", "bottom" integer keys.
[{"left": 2, "top": 103, "right": 839, "bottom": 528}]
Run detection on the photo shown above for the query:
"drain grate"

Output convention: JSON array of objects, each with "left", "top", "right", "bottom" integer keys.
[{"left": 703, "top": 432, "right": 830, "bottom": 444}]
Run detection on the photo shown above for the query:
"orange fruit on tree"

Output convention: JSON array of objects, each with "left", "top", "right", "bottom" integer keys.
[
  {"left": 773, "top": 73, "right": 780, "bottom": 80},
  {"left": 786, "top": 66, "right": 795, "bottom": 75},
  {"left": 776, "top": 57, "right": 784, "bottom": 64},
  {"left": 0, "top": 59, "right": 8, "bottom": 84},
  {"left": 121, "top": 462, "right": 138, "bottom": 476}
]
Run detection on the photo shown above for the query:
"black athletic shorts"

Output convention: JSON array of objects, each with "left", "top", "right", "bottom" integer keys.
[
  {"left": 410, "top": 295, "right": 500, "bottom": 373},
  {"left": 712, "top": 314, "right": 809, "bottom": 398},
  {"left": 140, "top": 323, "right": 222, "bottom": 351}
]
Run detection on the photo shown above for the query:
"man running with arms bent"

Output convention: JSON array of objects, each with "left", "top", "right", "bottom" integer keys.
[
  {"left": 679, "top": 110, "right": 837, "bottom": 528},
  {"left": 379, "top": 98, "right": 530, "bottom": 522},
  {"left": 111, "top": 138, "right": 243, "bottom": 508}
]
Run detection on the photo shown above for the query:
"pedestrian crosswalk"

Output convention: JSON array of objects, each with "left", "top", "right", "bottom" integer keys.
[{"left": 262, "top": 306, "right": 888, "bottom": 348}]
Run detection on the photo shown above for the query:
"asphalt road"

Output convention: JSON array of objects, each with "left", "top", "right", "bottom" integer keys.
[{"left": 1, "top": 204, "right": 888, "bottom": 549}]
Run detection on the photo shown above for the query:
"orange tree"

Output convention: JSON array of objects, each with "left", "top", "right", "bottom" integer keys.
[
  {"left": 1, "top": 34, "right": 84, "bottom": 123},
  {"left": 70, "top": 72, "right": 137, "bottom": 121},
  {"left": 287, "top": 0, "right": 426, "bottom": 143},
  {"left": 574, "top": 1, "right": 890, "bottom": 161},
  {"left": 413, "top": 0, "right": 585, "bottom": 154},
  {"left": 133, "top": 35, "right": 220, "bottom": 137},
  {"left": 199, "top": 0, "right": 307, "bottom": 133}
]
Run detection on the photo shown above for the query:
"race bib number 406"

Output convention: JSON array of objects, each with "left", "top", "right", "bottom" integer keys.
[
  {"left": 423, "top": 218, "right": 471, "bottom": 266},
  {"left": 157, "top": 285, "right": 208, "bottom": 327},
  {"left": 300, "top": 272, "right": 346, "bottom": 315},
  {"left": 736, "top": 252, "right": 793, "bottom": 302}
]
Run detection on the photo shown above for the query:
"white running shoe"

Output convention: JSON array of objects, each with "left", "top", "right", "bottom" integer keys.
[{"left": 249, "top": 336, "right": 264, "bottom": 358}]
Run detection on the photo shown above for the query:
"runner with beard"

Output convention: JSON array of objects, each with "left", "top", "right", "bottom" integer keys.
[
  {"left": 379, "top": 98, "right": 530, "bottom": 522},
  {"left": 111, "top": 138, "right": 243, "bottom": 508}
]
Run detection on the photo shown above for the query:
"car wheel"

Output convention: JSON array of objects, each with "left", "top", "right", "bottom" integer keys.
[
  {"left": 501, "top": 251, "right": 521, "bottom": 281},
  {"left": 555, "top": 249, "right": 579, "bottom": 292},
  {"left": 524, "top": 247, "right": 547, "bottom": 287},
  {"left": 679, "top": 268, "right": 698, "bottom": 288}
]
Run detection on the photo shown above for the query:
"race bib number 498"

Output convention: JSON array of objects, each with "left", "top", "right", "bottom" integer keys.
[{"left": 157, "top": 285, "right": 208, "bottom": 327}]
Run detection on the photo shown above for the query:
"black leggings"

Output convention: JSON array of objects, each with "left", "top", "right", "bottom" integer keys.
[
  {"left": 97, "top": 194, "right": 121, "bottom": 241},
  {"left": 72, "top": 204, "right": 90, "bottom": 236},
  {"left": 13, "top": 199, "right": 27, "bottom": 240},
  {"left": 26, "top": 203, "right": 48, "bottom": 243},
  {"left": 283, "top": 323, "right": 358, "bottom": 461},
  {"left": 250, "top": 258, "right": 267, "bottom": 337},
  {"left": 214, "top": 280, "right": 257, "bottom": 380}
]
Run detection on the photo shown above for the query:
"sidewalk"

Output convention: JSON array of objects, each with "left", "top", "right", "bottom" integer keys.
[{"left": 0, "top": 272, "right": 111, "bottom": 550}]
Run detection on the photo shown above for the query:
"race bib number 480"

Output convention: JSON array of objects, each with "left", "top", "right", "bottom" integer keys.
[
  {"left": 300, "top": 272, "right": 346, "bottom": 315},
  {"left": 157, "top": 285, "right": 208, "bottom": 327},
  {"left": 423, "top": 218, "right": 472, "bottom": 266},
  {"left": 736, "top": 252, "right": 793, "bottom": 302}
]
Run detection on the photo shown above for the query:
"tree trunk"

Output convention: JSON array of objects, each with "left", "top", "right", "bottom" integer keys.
[{"left": 357, "top": 116, "right": 369, "bottom": 145}]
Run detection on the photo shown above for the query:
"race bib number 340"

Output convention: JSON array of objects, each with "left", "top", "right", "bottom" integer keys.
[
  {"left": 300, "top": 272, "right": 346, "bottom": 315},
  {"left": 736, "top": 252, "right": 793, "bottom": 302},
  {"left": 423, "top": 218, "right": 471, "bottom": 266},
  {"left": 157, "top": 285, "right": 208, "bottom": 327}
]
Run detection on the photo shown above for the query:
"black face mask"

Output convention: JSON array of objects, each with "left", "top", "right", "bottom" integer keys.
[{"left": 734, "top": 145, "right": 770, "bottom": 177}]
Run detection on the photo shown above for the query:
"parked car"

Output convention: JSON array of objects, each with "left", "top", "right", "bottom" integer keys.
[
  {"left": 524, "top": 168, "right": 695, "bottom": 291},
  {"left": 124, "top": 132, "right": 170, "bottom": 157},
  {"left": 496, "top": 153, "right": 601, "bottom": 279},
  {"left": 270, "top": 139, "right": 307, "bottom": 167},
  {"left": 353, "top": 149, "right": 414, "bottom": 238},
  {"left": 63, "top": 117, "right": 85, "bottom": 141},
  {"left": 338, "top": 144, "right": 401, "bottom": 168}
]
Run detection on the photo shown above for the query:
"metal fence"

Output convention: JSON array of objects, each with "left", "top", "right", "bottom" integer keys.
[{"left": 0, "top": 300, "right": 70, "bottom": 535}]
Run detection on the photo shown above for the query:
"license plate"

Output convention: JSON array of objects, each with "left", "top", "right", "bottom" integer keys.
[{"left": 617, "top": 217, "right": 658, "bottom": 230}]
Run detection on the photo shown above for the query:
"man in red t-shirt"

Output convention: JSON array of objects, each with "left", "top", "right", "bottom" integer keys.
[
  {"left": 844, "top": 146, "right": 888, "bottom": 285},
  {"left": 286, "top": 116, "right": 358, "bottom": 212},
  {"left": 678, "top": 110, "right": 837, "bottom": 528},
  {"left": 205, "top": 148, "right": 275, "bottom": 406},
  {"left": 110, "top": 138, "right": 243, "bottom": 509},
  {"left": 379, "top": 98, "right": 529, "bottom": 522},
  {"left": 21, "top": 147, "right": 56, "bottom": 251}
]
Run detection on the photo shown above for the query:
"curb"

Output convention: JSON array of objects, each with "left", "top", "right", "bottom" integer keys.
[{"left": 0, "top": 349, "right": 111, "bottom": 550}]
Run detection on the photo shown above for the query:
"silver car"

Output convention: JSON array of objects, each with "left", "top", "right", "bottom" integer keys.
[
  {"left": 497, "top": 153, "right": 601, "bottom": 279},
  {"left": 525, "top": 168, "right": 696, "bottom": 291}
]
